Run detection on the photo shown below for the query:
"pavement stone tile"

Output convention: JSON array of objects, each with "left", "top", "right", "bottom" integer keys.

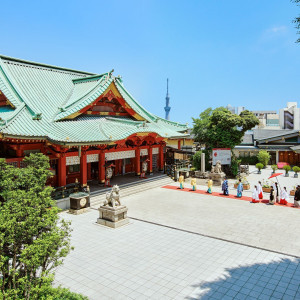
[
  {"left": 53, "top": 185, "right": 299, "bottom": 300},
  {"left": 235, "top": 293, "right": 248, "bottom": 300}
]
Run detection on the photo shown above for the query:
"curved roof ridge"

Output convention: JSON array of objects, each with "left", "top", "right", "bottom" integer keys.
[
  {"left": 114, "top": 78, "right": 156, "bottom": 122},
  {"left": 0, "top": 103, "right": 26, "bottom": 130},
  {"left": 106, "top": 116, "right": 143, "bottom": 125},
  {"left": 155, "top": 115, "right": 188, "bottom": 128},
  {"left": 53, "top": 76, "right": 114, "bottom": 121},
  {"left": 61, "top": 75, "right": 106, "bottom": 110},
  {"left": 72, "top": 72, "right": 109, "bottom": 84},
  {"left": 0, "top": 54, "right": 96, "bottom": 76},
  {"left": 0, "top": 58, "right": 36, "bottom": 116}
]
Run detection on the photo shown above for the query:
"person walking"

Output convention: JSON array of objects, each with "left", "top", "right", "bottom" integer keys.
[
  {"left": 191, "top": 177, "right": 197, "bottom": 191},
  {"left": 274, "top": 182, "right": 280, "bottom": 203},
  {"left": 237, "top": 179, "right": 243, "bottom": 198},
  {"left": 280, "top": 187, "right": 289, "bottom": 205},
  {"left": 179, "top": 173, "right": 185, "bottom": 189},
  {"left": 294, "top": 185, "right": 300, "bottom": 208},
  {"left": 251, "top": 185, "right": 259, "bottom": 203},
  {"left": 269, "top": 186, "right": 275, "bottom": 205},
  {"left": 207, "top": 177, "right": 213, "bottom": 194},
  {"left": 258, "top": 181, "right": 263, "bottom": 200},
  {"left": 222, "top": 177, "right": 229, "bottom": 196}
]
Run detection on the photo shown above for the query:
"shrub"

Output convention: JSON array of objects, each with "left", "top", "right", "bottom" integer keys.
[
  {"left": 257, "top": 150, "right": 271, "bottom": 167},
  {"left": 283, "top": 165, "right": 291, "bottom": 174},
  {"left": 192, "top": 151, "right": 202, "bottom": 170},
  {"left": 292, "top": 166, "right": 300, "bottom": 174},
  {"left": 256, "top": 163, "right": 264, "bottom": 171},
  {"left": 231, "top": 156, "right": 241, "bottom": 177},
  {"left": 262, "top": 179, "right": 271, "bottom": 188},
  {"left": 238, "top": 155, "right": 258, "bottom": 165},
  {"left": 271, "top": 165, "right": 278, "bottom": 172}
]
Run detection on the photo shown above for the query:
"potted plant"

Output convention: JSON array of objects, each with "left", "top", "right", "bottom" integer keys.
[
  {"left": 256, "top": 163, "right": 264, "bottom": 174},
  {"left": 234, "top": 176, "right": 250, "bottom": 190},
  {"left": 262, "top": 180, "right": 271, "bottom": 193},
  {"left": 271, "top": 164, "right": 278, "bottom": 174},
  {"left": 283, "top": 165, "right": 291, "bottom": 177},
  {"left": 292, "top": 166, "right": 300, "bottom": 178}
]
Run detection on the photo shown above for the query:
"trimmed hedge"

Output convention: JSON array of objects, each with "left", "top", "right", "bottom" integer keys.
[{"left": 237, "top": 155, "right": 258, "bottom": 165}]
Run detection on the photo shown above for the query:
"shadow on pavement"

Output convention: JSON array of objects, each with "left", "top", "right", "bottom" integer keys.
[{"left": 186, "top": 258, "right": 300, "bottom": 299}]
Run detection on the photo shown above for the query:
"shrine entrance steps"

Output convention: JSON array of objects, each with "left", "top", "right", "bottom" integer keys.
[{"left": 90, "top": 174, "right": 173, "bottom": 208}]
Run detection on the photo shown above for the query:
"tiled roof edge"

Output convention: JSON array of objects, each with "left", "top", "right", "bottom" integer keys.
[
  {"left": 0, "top": 54, "right": 96, "bottom": 76},
  {"left": 114, "top": 79, "right": 156, "bottom": 122}
]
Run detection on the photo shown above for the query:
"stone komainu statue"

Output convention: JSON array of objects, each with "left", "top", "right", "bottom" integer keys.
[
  {"left": 104, "top": 185, "right": 121, "bottom": 207},
  {"left": 142, "top": 161, "right": 148, "bottom": 173},
  {"left": 211, "top": 160, "right": 222, "bottom": 174},
  {"left": 105, "top": 167, "right": 113, "bottom": 179}
]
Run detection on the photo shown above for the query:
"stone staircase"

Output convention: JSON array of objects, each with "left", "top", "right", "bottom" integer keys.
[{"left": 90, "top": 175, "right": 173, "bottom": 208}]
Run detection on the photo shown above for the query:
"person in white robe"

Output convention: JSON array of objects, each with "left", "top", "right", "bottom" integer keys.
[
  {"left": 252, "top": 185, "right": 259, "bottom": 203},
  {"left": 280, "top": 187, "right": 289, "bottom": 205}
]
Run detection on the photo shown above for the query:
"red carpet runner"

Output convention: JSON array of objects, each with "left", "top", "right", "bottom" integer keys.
[{"left": 162, "top": 185, "right": 299, "bottom": 209}]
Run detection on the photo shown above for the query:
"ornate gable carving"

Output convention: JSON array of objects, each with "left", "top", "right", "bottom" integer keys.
[
  {"left": 77, "top": 82, "right": 145, "bottom": 120},
  {"left": 0, "top": 90, "right": 14, "bottom": 108}
]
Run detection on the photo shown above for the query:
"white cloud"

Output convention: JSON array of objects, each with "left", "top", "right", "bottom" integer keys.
[{"left": 269, "top": 26, "right": 288, "bottom": 34}]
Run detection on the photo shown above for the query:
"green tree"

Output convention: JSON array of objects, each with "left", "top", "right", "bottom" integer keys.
[
  {"left": 192, "top": 151, "right": 202, "bottom": 170},
  {"left": 0, "top": 153, "right": 87, "bottom": 300},
  {"left": 192, "top": 107, "right": 259, "bottom": 150},
  {"left": 292, "top": 0, "right": 300, "bottom": 43},
  {"left": 257, "top": 150, "right": 271, "bottom": 167}
]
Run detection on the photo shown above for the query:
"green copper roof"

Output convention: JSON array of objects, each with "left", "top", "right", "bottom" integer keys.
[{"left": 0, "top": 55, "right": 188, "bottom": 144}]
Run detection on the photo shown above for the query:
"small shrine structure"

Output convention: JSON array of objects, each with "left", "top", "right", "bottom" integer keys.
[{"left": 0, "top": 55, "right": 188, "bottom": 188}]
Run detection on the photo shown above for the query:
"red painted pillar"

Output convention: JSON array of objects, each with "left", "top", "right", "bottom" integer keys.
[
  {"left": 58, "top": 154, "right": 66, "bottom": 187},
  {"left": 16, "top": 147, "right": 23, "bottom": 157},
  {"left": 99, "top": 151, "right": 105, "bottom": 183},
  {"left": 148, "top": 147, "right": 153, "bottom": 173},
  {"left": 178, "top": 140, "right": 181, "bottom": 150},
  {"left": 135, "top": 147, "right": 140, "bottom": 175},
  {"left": 80, "top": 151, "right": 87, "bottom": 186},
  {"left": 159, "top": 144, "right": 164, "bottom": 171}
]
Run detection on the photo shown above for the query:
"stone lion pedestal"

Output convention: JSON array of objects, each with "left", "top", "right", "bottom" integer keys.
[
  {"left": 210, "top": 173, "right": 225, "bottom": 186},
  {"left": 209, "top": 160, "right": 226, "bottom": 186},
  {"left": 97, "top": 205, "right": 129, "bottom": 228},
  {"left": 97, "top": 184, "right": 129, "bottom": 228}
]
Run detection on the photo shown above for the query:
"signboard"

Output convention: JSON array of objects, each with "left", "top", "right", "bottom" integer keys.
[{"left": 212, "top": 148, "right": 231, "bottom": 165}]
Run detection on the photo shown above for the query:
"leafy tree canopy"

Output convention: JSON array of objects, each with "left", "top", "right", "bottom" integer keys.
[
  {"left": 292, "top": 0, "right": 300, "bottom": 43},
  {"left": 0, "top": 153, "right": 87, "bottom": 300},
  {"left": 192, "top": 107, "right": 259, "bottom": 150},
  {"left": 257, "top": 150, "right": 271, "bottom": 167}
]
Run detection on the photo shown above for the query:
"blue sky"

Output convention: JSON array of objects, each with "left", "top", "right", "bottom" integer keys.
[{"left": 1, "top": 0, "right": 299, "bottom": 125}]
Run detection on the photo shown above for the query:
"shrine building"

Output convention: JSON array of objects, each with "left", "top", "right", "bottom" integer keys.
[{"left": 0, "top": 55, "right": 188, "bottom": 187}]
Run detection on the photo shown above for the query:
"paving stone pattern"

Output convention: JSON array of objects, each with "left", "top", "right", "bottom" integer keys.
[
  {"left": 122, "top": 185, "right": 300, "bottom": 257},
  {"left": 54, "top": 210, "right": 300, "bottom": 300}
]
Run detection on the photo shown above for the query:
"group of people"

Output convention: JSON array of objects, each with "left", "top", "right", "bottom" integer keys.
[
  {"left": 222, "top": 179, "right": 300, "bottom": 207},
  {"left": 179, "top": 173, "right": 300, "bottom": 208}
]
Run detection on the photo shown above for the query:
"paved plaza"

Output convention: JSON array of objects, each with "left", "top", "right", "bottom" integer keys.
[
  {"left": 54, "top": 177, "right": 300, "bottom": 299},
  {"left": 123, "top": 184, "right": 300, "bottom": 257},
  {"left": 55, "top": 210, "right": 299, "bottom": 300}
]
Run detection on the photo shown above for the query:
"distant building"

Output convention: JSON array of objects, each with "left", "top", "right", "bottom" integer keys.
[
  {"left": 251, "top": 111, "right": 280, "bottom": 129},
  {"left": 226, "top": 105, "right": 245, "bottom": 115},
  {"left": 226, "top": 104, "right": 236, "bottom": 114},
  {"left": 226, "top": 102, "right": 300, "bottom": 130},
  {"left": 236, "top": 106, "right": 245, "bottom": 115},
  {"left": 279, "top": 102, "right": 300, "bottom": 130},
  {"left": 234, "top": 129, "right": 300, "bottom": 165}
]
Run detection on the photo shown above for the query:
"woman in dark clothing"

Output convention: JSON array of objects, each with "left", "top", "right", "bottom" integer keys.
[{"left": 269, "top": 186, "right": 275, "bottom": 205}]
